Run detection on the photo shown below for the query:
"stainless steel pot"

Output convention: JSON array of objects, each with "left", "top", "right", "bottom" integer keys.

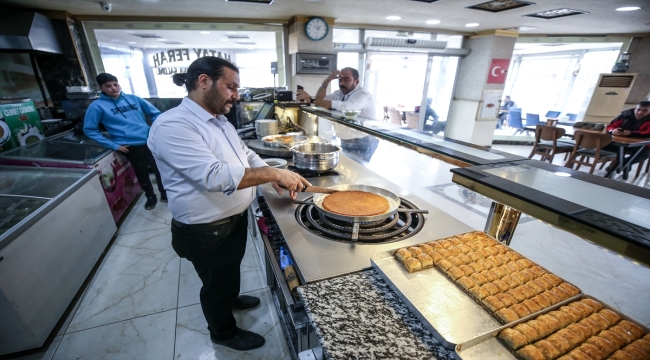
[{"left": 291, "top": 142, "right": 341, "bottom": 172}]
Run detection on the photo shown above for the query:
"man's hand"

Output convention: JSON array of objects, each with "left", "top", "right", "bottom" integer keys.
[
  {"left": 296, "top": 90, "right": 312, "bottom": 103},
  {"left": 117, "top": 145, "right": 130, "bottom": 153},
  {"left": 326, "top": 70, "right": 341, "bottom": 82},
  {"left": 272, "top": 169, "right": 311, "bottom": 200},
  {"left": 612, "top": 129, "right": 631, "bottom": 136}
]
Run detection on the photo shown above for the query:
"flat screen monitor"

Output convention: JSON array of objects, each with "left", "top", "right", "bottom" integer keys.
[
  {"left": 254, "top": 102, "right": 275, "bottom": 121},
  {"left": 545, "top": 111, "right": 561, "bottom": 119}
]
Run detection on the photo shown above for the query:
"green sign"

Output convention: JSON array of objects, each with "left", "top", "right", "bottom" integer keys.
[{"left": 0, "top": 100, "right": 45, "bottom": 152}]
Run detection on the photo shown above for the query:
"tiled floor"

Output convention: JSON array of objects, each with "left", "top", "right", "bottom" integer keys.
[
  {"left": 6, "top": 195, "right": 291, "bottom": 360},
  {"left": 5, "top": 142, "right": 649, "bottom": 359}
]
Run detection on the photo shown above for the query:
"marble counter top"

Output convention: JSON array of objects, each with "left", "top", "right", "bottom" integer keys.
[{"left": 298, "top": 270, "right": 453, "bottom": 360}]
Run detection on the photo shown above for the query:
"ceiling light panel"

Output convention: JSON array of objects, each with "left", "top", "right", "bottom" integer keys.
[
  {"left": 467, "top": 0, "right": 535, "bottom": 13},
  {"left": 615, "top": 7, "right": 641, "bottom": 11},
  {"left": 131, "top": 34, "right": 162, "bottom": 38},
  {"left": 525, "top": 8, "right": 589, "bottom": 19}
]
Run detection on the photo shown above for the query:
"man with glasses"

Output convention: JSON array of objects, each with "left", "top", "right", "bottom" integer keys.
[{"left": 296, "top": 67, "right": 376, "bottom": 120}]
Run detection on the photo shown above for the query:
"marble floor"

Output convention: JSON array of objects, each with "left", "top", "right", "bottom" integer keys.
[{"left": 5, "top": 195, "right": 291, "bottom": 360}]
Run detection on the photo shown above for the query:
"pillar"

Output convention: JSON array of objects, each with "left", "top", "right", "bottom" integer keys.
[
  {"left": 445, "top": 30, "right": 517, "bottom": 146},
  {"left": 287, "top": 16, "right": 335, "bottom": 96}
]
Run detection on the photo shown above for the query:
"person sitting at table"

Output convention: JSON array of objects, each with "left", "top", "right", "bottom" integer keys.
[
  {"left": 605, "top": 100, "right": 650, "bottom": 166},
  {"left": 296, "top": 67, "right": 376, "bottom": 120},
  {"left": 497, "top": 96, "right": 515, "bottom": 129}
]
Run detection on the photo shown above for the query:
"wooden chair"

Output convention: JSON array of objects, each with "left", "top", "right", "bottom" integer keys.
[
  {"left": 545, "top": 119, "right": 558, "bottom": 127},
  {"left": 564, "top": 130, "right": 616, "bottom": 174},
  {"left": 405, "top": 111, "right": 419, "bottom": 129},
  {"left": 387, "top": 108, "right": 402, "bottom": 126},
  {"left": 635, "top": 158, "right": 650, "bottom": 178},
  {"left": 528, "top": 125, "right": 574, "bottom": 162}
]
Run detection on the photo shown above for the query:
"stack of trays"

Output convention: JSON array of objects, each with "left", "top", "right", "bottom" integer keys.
[{"left": 456, "top": 295, "right": 650, "bottom": 360}]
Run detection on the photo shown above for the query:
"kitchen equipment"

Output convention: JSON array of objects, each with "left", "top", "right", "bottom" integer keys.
[
  {"left": 255, "top": 119, "right": 278, "bottom": 138},
  {"left": 262, "top": 134, "right": 309, "bottom": 148},
  {"left": 263, "top": 158, "right": 287, "bottom": 168},
  {"left": 454, "top": 294, "right": 650, "bottom": 360},
  {"left": 342, "top": 109, "right": 362, "bottom": 120},
  {"left": 294, "top": 184, "right": 428, "bottom": 241},
  {"left": 299, "top": 186, "right": 339, "bottom": 194},
  {"left": 291, "top": 142, "right": 341, "bottom": 172}
]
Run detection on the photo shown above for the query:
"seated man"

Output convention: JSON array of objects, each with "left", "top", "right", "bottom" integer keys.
[
  {"left": 497, "top": 96, "right": 515, "bottom": 129},
  {"left": 296, "top": 67, "right": 376, "bottom": 120},
  {"left": 605, "top": 100, "right": 650, "bottom": 166}
]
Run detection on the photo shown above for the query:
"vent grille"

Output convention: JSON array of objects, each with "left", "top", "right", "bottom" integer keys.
[
  {"left": 236, "top": 41, "right": 256, "bottom": 45},
  {"left": 599, "top": 75, "right": 634, "bottom": 88},
  {"left": 227, "top": 34, "right": 250, "bottom": 39},
  {"left": 365, "top": 37, "right": 447, "bottom": 50}
]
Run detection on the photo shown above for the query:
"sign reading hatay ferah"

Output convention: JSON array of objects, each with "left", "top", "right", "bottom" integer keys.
[{"left": 487, "top": 59, "right": 510, "bottom": 84}]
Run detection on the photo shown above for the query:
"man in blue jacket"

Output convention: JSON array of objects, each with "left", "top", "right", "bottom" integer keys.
[{"left": 84, "top": 73, "right": 166, "bottom": 210}]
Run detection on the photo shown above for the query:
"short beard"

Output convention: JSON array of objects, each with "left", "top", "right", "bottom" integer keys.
[{"left": 203, "top": 82, "right": 231, "bottom": 115}]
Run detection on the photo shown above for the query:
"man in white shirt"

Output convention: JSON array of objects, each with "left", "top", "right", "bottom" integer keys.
[
  {"left": 296, "top": 67, "right": 376, "bottom": 120},
  {"left": 148, "top": 57, "right": 310, "bottom": 351}
]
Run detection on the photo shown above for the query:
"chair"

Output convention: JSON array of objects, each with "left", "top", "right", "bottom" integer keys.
[
  {"left": 405, "top": 111, "right": 419, "bottom": 129},
  {"left": 565, "top": 113, "right": 577, "bottom": 122},
  {"left": 528, "top": 125, "right": 574, "bottom": 162},
  {"left": 387, "top": 108, "right": 402, "bottom": 126},
  {"left": 545, "top": 110, "right": 561, "bottom": 119},
  {"left": 507, "top": 110, "right": 525, "bottom": 135},
  {"left": 564, "top": 131, "right": 616, "bottom": 174},
  {"left": 636, "top": 158, "right": 650, "bottom": 178},
  {"left": 525, "top": 113, "right": 541, "bottom": 127},
  {"left": 546, "top": 119, "right": 558, "bottom": 127}
]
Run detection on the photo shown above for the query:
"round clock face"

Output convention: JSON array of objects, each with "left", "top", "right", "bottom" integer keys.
[{"left": 305, "top": 17, "right": 328, "bottom": 41}]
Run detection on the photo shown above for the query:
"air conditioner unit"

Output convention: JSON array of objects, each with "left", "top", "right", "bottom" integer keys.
[
  {"left": 583, "top": 73, "right": 636, "bottom": 123},
  {"left": 365, "top": 37, "right": 447, "bottom": 52}
]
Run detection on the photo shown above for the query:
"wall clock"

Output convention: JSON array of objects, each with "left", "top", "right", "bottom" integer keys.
[{"left": 305, "top": 17, "right": 329, "bottom": 41}]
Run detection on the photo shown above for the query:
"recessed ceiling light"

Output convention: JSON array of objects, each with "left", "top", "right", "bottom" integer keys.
[
  {"left": 150, "top": 45, "right": 157, "bottom": 48},
  {"left": 156, "top": 38, "right": 168, "bottom": 42},
  {"left": 128, "top": 41, "right": 137, "bottom": 44},
  {"left": 221, "top": 37, "right": 228, "bottom": 41},
  {"left": 386, "top": 16, "right": 401, "bottom": 20},
  {"left": 616, "top": 6, "right": 641, "bottom": 11},
  {"left": 426, "top": 19, "right": 441, "bottom": 24},
  {"left": 465, "top": 23, "right": 480, "bottom": 27},
  {"left": 200, "top": 31, "right": 210, "bottom": 34}
]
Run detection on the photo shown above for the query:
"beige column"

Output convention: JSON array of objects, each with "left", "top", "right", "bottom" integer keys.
[{"left": 445, "top": 30, "right": 517, "bottom": 146}]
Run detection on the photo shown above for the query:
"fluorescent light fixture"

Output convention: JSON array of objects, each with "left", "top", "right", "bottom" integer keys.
[
  {"left": 616, "top": 6, "right": 641, "bottom": 11},
  {"left": 426, "top": 19, "right": 441, "bottom": 24},
  {"left": 554, "top": 172, "right": 571, "bottom": 177},
  {"left": 465, "top": 23, "right": 480, "bottom": 27},
  {"left": 385, "top": 15, "right": 402, "bottom": 20},
  {"left": 150, "top": 45, "right": 157, "bottom": 48},
  {"left": 200, "top": 31, "right": 210, "bottom": 34},
  {"left": 156, "top": 38, "right": 168, "bottom": 41},
  {"left": 221, "top": 38, "right": 228, "bottom": 41}
]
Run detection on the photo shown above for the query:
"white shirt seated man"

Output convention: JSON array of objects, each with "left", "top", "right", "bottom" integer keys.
[{"left": 296, "top": 67, "right": 376, "bottom": 120}]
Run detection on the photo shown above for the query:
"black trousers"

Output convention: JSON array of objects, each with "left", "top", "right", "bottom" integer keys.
[
  {"left": 170, "top": 211, "right": 249, "bottom": 340},
  {"left": 123, "top": 144, "right": 164, "bottom": 198},
  {"left": 603, "top": 145, "right": 650, "bottom": 166}
]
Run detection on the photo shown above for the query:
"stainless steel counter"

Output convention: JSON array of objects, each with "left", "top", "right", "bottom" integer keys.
[{"left": 258, "top": 155, "right": 473, "bottom": 284}]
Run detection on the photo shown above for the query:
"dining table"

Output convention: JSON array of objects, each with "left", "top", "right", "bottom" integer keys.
[{"left": 523, "top": 125, "right": 650, "bottom": 180}]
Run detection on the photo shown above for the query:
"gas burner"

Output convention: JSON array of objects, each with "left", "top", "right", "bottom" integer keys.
[
  {"left": 294, "top": 197, "right": 425, "bottom": 244},
  {"left": 287, "top": 165, "right": 339, "bottom": 178}
]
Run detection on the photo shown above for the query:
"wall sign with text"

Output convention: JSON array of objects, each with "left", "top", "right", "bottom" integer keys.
[
  {"left": 294, "top": 53, "right": 336, "bottom": 75},
  {"left": 150, "top": 48, "right": 231, "bottom": 75}
]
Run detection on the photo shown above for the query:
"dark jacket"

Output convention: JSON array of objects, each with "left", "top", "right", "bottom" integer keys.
[{"left": 606, "top": 108, "right": 650, "bottom": 138}]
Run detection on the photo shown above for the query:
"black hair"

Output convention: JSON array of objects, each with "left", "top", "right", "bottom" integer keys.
[
  {"left": 96, "top": 73, "right": 118, "bottom": 86},
  {"left": 638, "top": 100, "right": 650, "bottom": 107},
  {"left": 341, "top": 67, "right": 359, "bottom": 80},
  {"left": 172, "top": 56, "right": 239, "bottom": 92}
]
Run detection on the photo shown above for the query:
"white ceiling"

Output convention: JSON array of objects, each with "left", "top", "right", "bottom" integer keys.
[
  {"left": 95, "top": 29, "right": 279, "bottom": 50},
  {"left": 3, "top": 0, "right": 650, "bottom": 36}
]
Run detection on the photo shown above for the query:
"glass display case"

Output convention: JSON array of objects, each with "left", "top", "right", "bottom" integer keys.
[
  {"left": 0, "top": 130, "right": 141, "bottom": 222},
  {"left": 0, "top": 166, "right": 116, "bottom": 355}
]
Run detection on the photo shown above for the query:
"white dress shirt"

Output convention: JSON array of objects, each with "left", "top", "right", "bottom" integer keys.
[
  {"left": 148, "top": 97, "right": 267, "bottom": 224},
  {"left": 325, "top": 86, "right": 376, "bottom": 120}
]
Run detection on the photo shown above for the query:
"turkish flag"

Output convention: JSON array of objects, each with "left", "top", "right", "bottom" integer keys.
[{"left": 487, "top": 59, "right": 510, "bottom": 84}]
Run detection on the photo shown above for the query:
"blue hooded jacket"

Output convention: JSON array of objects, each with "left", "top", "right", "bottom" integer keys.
[{"left": 83, "top": 92, "right": 161, "bottom": 150}]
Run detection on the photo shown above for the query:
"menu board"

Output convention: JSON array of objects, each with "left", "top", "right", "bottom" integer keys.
[{"left": 0, "top": 99, "right": 45, "bottom": 152}]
